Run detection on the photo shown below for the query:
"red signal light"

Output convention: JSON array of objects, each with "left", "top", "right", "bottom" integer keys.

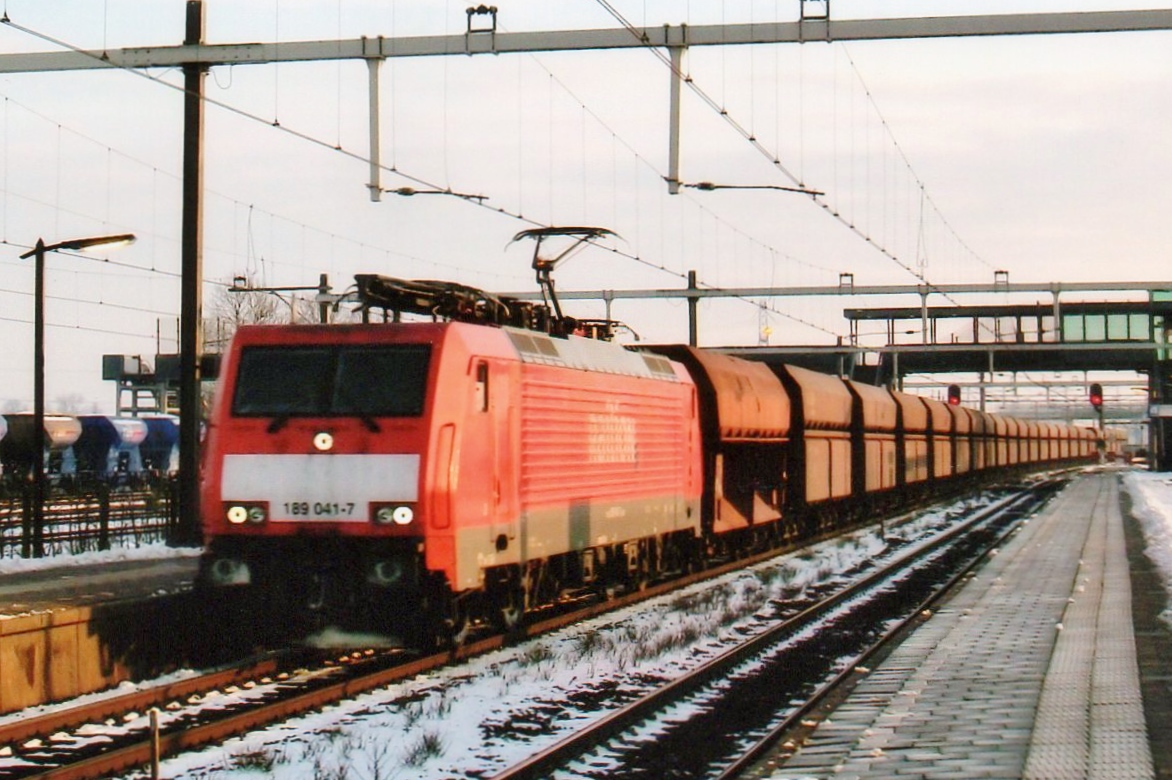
[
  {"left": 1089, "top": 382, "right": 1103, "bottom": 411},
  {"left": 947, "top": 384, "right": 961, "bottom": 405}
]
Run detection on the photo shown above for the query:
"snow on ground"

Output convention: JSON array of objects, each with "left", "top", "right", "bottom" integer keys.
[
  {"left": 1122, "top": 470, "right": 1172, "bottom": 627},
  {"left": 0, "top": 542, "right": 201, "bottom": 577},
  {"left": 115, "top": 497, "right": 1000, "bottom": 780}
]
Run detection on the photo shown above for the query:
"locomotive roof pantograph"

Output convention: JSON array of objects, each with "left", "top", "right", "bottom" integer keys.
[{"left": 353, "top": 227, "right": 628, "bottom": 341}]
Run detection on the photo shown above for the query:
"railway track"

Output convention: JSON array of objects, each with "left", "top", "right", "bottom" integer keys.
[
  {"left": 489, "top": 479, "right": 1062, "bottom": 780},
  {"left": 0, "top": 644, "right": 447, "bottom": 780},
  {"left": 0, "top": 480, "right": 1062, "bottom": 780},
  {"left": 0, "top": 513, "right": 871, "bottom": 780}
]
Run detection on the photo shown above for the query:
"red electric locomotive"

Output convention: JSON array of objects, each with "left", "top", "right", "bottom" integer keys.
[{"left": 199, "top": 277, "right": 702, "bottom": 645}]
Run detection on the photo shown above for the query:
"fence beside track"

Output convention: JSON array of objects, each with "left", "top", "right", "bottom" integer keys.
[{"left": 0, "top": 475, "right": 180, "bottom": 559}]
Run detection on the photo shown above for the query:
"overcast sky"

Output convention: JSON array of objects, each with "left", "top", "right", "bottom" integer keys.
[{"left": 0, "top": 0, "right": 1168, "bottom": 413}]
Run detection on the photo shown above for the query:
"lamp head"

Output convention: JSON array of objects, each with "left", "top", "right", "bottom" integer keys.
[
  {"left": 58, "top": 233, "right": 136, "bottom": 252},
  {"left": 19, "top": 233, "right": 136, "bottom": 259}
]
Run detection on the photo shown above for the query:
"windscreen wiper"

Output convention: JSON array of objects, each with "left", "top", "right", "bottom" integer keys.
[{"left": 266, "top": 414, "right": 291, "bottom": 434}]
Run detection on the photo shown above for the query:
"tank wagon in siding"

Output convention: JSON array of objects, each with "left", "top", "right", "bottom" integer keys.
[
  {"left": 72, "top": 415, "right": 150, "bottom": 487},
  {"left": 198, "top": 254, "right": 1094, "bottom": 648},
  {"left": 0, "top": 413, "right": 83, "bottom": 486}
]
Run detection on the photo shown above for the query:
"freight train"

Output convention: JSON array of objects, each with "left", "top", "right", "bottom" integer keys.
[
  {"left": 0, "top": 413, "right": 178, "bottom": 487},
  {"left": 197, "top": 266, "right": 1097, "bottom": 648}
]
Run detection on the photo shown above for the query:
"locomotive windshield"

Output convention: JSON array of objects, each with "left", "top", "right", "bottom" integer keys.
[{"left": 231, "top": 344, "right": 431, "bottom": 418}]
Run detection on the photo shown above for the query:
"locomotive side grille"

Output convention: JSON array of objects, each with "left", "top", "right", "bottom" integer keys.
[{"left": 517, "top": 372, "right": 691, "bottom": 507}]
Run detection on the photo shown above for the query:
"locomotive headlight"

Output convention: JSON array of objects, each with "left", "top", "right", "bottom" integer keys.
[
  {"left": 374, "top": 504, "right": 415, "bottom": 525},
  {"left": 226, "top": 503, "right": 266, "bottom": 524}
]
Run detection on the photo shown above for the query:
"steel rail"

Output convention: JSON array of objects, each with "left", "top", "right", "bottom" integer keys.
[
  {"left": 713, "top": 481, "right": 1057, "bottom": 779},
  {"left": 488, "top": 481, "right": 1057, "bottom": 780},
  {"left": 0, "top": 654, "right": 290, "bottom": 748}
]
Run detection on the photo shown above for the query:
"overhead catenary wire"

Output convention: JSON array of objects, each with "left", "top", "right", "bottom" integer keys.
[
  {"left": 0, "top": 311, "right": 175, "bottom": 343},
  {"left": 507, "top": 34, "right": 842, "bottom": 335},
  {"left": 837, "top": 45, "right": 995, "bottom": 275},
  {"left": 0, "top": 85, "right": 518, "bottom": 288},
  {"left": 1, "top": 13, "right": 843, "bottom": 339},
  {"left": 589, "top": 0, "right": 986, "bottom": 305}
]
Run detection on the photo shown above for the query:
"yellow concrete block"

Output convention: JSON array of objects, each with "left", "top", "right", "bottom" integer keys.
[
  {"left": 0, "top": 631, "right": 45, "bottom": 713},
  {"left": 47, "top": 622, "right": 80, "bottom": 703},
  {"left": 0, "top": 611, "right": 50, "bottom": 636}
]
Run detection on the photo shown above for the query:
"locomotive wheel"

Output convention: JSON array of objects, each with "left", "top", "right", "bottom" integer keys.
[
  {"left": 489, "top": 586, "right": 524, "bottom": 633},
  {"left": 445, "top": 599, "right": 472, "bottom": 647}
]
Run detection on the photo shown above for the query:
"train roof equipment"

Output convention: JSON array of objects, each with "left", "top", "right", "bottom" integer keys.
[
  {"left": 511, "top": 226, "right": 622, "bottom": 339},
  {"left": 351, "top": 227, "right": 627, "bottom": 340}
]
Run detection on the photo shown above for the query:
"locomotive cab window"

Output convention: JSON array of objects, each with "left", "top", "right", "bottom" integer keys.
[
  {"left": 232, "top": 344, "right": 431, "bottom": 418},
  {"left": 475, "top": 361, "right": 489, "bottom": 412}
]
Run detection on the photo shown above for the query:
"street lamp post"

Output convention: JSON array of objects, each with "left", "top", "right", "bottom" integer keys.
[{"left": 19, "top": 233, "right": 135, "bottom": 557}]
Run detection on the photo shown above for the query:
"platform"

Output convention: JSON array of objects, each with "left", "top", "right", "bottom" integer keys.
[
  {"left": 754, "top": 471, "right": 1157, "bottom": 779},
  {"left": 0, "top": 552, "right": 200, "bottom": 714},
  {"left": 0, "top": 554, "right": 198, "bottom": 616}
]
